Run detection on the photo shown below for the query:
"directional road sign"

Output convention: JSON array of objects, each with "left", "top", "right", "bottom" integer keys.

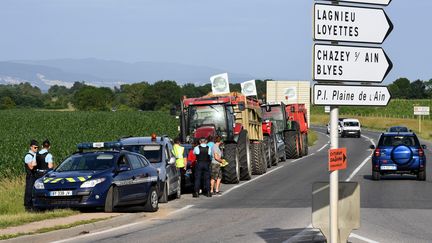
[
  {"left": 313, "top": 84, "right": 391, "bottom": 106},
  {"left": 329, "top": 148, "right": 347, "bottom": 171},
  {"left": 320, "top": 0, "right": 391, "bottom": 6},
  {"left": 314, "top": 4, "right": 393, "bottom": 44},
  {"left": 414, "top": 106, "right": 430, "bottom": 116},
  {"left": 313, "top": 44, "right": 392, "bottom": 82}
]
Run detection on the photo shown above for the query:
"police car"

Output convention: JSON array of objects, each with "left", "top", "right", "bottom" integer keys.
[
  {"left": 33, "top": 142, "right": 160, "bottom": 212},
  {"left": 120, "top": 134, "right": 181, "bottom": 203}
]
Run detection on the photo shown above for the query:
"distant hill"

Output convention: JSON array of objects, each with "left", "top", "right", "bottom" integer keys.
[{"left": 0, "top": 58, "right": 254, "bottom": 90}]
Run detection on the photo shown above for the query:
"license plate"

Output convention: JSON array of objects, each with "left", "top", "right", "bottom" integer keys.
[
  {"left": 380, "top": 165, "right": 397, "bottom": 170},
  {"left": 49, "top": 191, "right": 73, "bottom": 196}
]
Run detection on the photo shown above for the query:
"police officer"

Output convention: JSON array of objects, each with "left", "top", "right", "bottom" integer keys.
[
  {"left": 35, "top": 139, "right": 54, "bottom": 179},
  {"left": 193, "top": 137, "right": 212, "bottom": 198},
  {"left": 24, "top": 140, "right": 38, "bottom": 211}
]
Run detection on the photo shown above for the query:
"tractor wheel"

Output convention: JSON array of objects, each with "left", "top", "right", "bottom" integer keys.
[
  {"left": 260, "top": 142, "right": 268, "bottom": 173},
  {"left": 238, "top": 130, "right": 252, "bottom": 180},
  {"left": 251, "top": 142, "right": 266, "bottom": 175},
  {"left": 263, "top": 136, "right": 272, "bottom": 168},
  {"left": 304, "top": 134, "right": 309, "bottom": 155},
  {"left": 222, "top": 144, "right": 240, "bottom": 184},
  {"left": 285, "top": 130, "right": 300, "bottom": 159},
  {"left": 271, "top": 131, "right": 279, "bottom": 166}
]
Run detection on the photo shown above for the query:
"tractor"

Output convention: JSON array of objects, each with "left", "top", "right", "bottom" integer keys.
[{"left": 179, "top": 92, "right": 267, "bottom": 184}]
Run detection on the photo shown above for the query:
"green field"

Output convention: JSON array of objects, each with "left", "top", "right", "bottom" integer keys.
[
  {"left": 0, "top": 110, "right": 178, "bottom": 178},
  {"left": 311, "top": 99, "right": 432, "bottom": 120}
]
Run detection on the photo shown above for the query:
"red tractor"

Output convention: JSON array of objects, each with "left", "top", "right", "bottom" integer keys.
[
  {"left": 261, "top": 102, "right": 308, "bottom": 161},
  {"left": 179, "top": 92, "right": 267, "bottom": 184}
]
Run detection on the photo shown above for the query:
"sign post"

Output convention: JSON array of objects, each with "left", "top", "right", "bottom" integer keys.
[
  {"left": 414, "top": 106, "right": 430, "bottom": 133},
  {"left": 312, "top": 0, "right": 392, "bottom": 242}
]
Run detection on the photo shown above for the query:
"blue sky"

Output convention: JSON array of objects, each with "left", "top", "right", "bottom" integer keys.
[{"left": 0, "top": 0, "right": 430, "bottom": 83}]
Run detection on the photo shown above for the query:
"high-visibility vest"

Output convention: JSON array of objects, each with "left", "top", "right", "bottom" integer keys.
[{"left": 172, "top": 144, "right": 185, "bottom": 168}]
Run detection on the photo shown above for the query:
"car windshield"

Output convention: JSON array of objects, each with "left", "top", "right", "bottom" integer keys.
[
  {"left": 188, "top": 105, "right": 227, "bottom": 134},
  {"left": 123, "top": 145, "right": 162, "bottom": 163},
  {"left": 380, "top": 135, "right": 419, "bottom": 147},
  {"left": 389, "top": 127, "right": 409, "bottom": 132},
  {"left": 262, "top": 106, "right": 286, "bottom": 133},
  {"left": 56, "top": 153, "right": 116, "bottom": 172},
  {"left": 344, "top": 122, "right": 359, "bottom": 127}
]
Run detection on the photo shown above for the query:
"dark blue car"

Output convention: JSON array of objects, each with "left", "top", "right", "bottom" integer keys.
[
  {"left": 370, "top": 132, "right": 427, "bottom": 180},
  {"left": 33, "top": 142, "right": 160, "bottom": 212}
]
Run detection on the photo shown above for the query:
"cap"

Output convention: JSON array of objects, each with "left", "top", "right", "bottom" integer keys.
[{"left": 30, "top": 139, "right": 39, "bottom": 147}]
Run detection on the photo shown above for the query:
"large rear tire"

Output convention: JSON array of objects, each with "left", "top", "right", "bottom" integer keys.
[
  {"left": 372, "top": 171, "right": 380, "bottom": 181},
  {"left": 238, "top": 130, "right": 252, "bottom": 180},
  {"left": 285, "top": 130, "right": 300, "bottom": 159},
  {"left": 301, "top": 134, "right": 308, "bottom": 156},
  {"left": 418, "top": 169, "right": 426, "bottom": 181},
  {"left": 251, "top": 142, "right": 266, "bottom": 175},
  {"left": 263, "top": 136, "right": 272, "bottom": 168},
  {"left": 222, "top": 144, "right": 240, "bottom": 184},
  {"left": 304, "top": 134, "right": 309, "bottom": 155},
  {"left": 271, "top": 132, "right": 279, "bottom": 165},
  {"left": 260, "top": 142, "right": 268, "bottom": 174}
]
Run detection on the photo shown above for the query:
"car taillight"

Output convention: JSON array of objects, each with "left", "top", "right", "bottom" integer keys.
[
  {"left": 419, "top": 148, "right": 424, "bottom": 157},
  {"left": 374, "top": 148, "right": 381, "bottom": 157}
]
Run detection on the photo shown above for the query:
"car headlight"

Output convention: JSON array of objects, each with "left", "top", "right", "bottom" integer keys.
[
  {"left": 34, "top": 180, "right": 44, "bottom": 190},
  {"left": 80, "top": 178, "right": 106, "bottom": 188}
]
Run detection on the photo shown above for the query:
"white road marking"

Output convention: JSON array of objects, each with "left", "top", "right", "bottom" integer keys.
[
  {"left": 53, "top": 205, "right": 196, "bottom": 243},
  {"left": 317, "top": 143, "right": 329, "bottom": 152},
  {"left": 285, "top": 133, "right": 379, "bottom": 243},
  {"left": 168, "top": 204, "right": 194, "bottom": 215},
  {"left": 350, "top": 233, "right": 380, "bottom": 243},
  {"left": 52, "top": 221, "right": 144, "bottom": 243},
  {"left": 282, "top": 224, "right": 313, "bottom": 243}
]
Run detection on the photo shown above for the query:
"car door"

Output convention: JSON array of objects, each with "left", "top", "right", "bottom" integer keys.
[
  {"left": 114, "top": 154, "right": 136, "bottom": 205},
  {"left": 127, "top": 153, "right": 153, "bottom": 203}
]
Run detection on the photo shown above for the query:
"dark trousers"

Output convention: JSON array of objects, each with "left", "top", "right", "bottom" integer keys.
[
  {"left": 194, "top": 162, "right": 210, "bottom": 193},
  {"left": 24, "top": 173, "right": 35, "bottom": 209}
]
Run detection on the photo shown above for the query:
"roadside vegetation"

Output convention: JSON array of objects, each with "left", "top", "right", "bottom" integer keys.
[
  {"left": 0, "top": 177, "right": 77, "bottom": 229},
  {"left": 311, "top": 114, "right": 432, "bottom": 141},
  {"left": 308, "top": 130, "right": 318, "bottom": 147}
]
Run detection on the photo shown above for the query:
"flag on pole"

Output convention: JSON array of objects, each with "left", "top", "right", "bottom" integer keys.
[
  {"left": 210, "top": 73, "right": 230, "bottom": 95},
  {"left": 241, "top": 80, "right": 257, "bottom": 96}
]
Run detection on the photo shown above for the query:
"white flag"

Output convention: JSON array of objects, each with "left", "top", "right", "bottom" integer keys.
[
  {"left": 241, "top": 80, "right": 257, "bottom": 96},
  {"left": 210, "top": 73, "right": 230, "bottom": 95}
]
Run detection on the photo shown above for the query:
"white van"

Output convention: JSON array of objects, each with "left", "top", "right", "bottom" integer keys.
[{"left": 340, "top": 118, "right": 361, "bottom": 138}]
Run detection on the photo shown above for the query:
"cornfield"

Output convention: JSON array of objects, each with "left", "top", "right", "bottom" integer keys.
[{"left": 0, "top": 110, "right": 178, "bottom": 178}]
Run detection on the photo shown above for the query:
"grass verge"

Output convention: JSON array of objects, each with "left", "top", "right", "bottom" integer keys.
[
  {"left": 0, "top": 177, "right": 78, "bottom": 229},
  {"left": 308, "top": 130, "right": 318, "bottom": 147},
  {"left": 0, "top": 217, "right": 110, "bottom": 240},
  {"left": 311, "top": 114, "right": 432, "bottom": 141}
]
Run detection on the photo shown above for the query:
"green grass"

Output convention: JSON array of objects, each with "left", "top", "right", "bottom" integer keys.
[
  {"left": 0, "top": 217, "right": 110, "bottom": 240},
  {"left": 311, "top": 114, "right": 432, "bottom": 141},
  {"left": 0, "top": 110, "right": 178, "bottom": 178},
  {"left": 311, "top": 99, "right": 432, "bottom": 120},
  {"left": 308, "top": 130, "right": 318, "bottom": 147},
  {"left": 0, "top": 177, "right": 78, "bottom": 229}
]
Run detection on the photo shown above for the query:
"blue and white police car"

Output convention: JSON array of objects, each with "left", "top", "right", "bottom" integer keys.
[{"left": 33, "top": 142, "right": 160, "bottom": 212}]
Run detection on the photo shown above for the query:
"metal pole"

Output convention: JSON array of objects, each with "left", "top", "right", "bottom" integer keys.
[
  {"left": 419, "top": 115, "right": 421, "bottom": 133},
  {"left": 330, "top": 106, "right": 339, "bottom": 243}
]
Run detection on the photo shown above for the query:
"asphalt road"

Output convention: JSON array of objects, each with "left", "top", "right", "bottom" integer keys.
[{"left": 14, "top": 128, "right": 432, "bottom": 243}]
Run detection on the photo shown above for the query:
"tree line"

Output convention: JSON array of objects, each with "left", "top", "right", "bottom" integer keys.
[{"left": 0, "top": 78, "right": 430, "bottom": 111}]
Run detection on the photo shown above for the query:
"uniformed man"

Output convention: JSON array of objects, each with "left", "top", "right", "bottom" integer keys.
[
  {"left": 193, "top": 137, "right": 212, "bottom": 198},
  {"left": 35, "top": 139, "right": 54, "bottom": 179},
  {"left": 24, "top": 139, "right": 38, "bottom": 211}
]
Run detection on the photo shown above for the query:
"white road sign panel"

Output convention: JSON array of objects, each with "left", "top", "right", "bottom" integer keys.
[
  {"left": 320, "top": 0, "right": 391, "bottom": 6},
  {"left": 414, "top": 106, "right": 430, "bottom": 116},
  {"left": 313, "top": 44, "right": 392, "bottom": 82},
  {"left": 314, "top": 4, "right": 393, "bottom": 44},
  {"left": 313, "top": 84, "right": 391, "bottom": 106}
]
